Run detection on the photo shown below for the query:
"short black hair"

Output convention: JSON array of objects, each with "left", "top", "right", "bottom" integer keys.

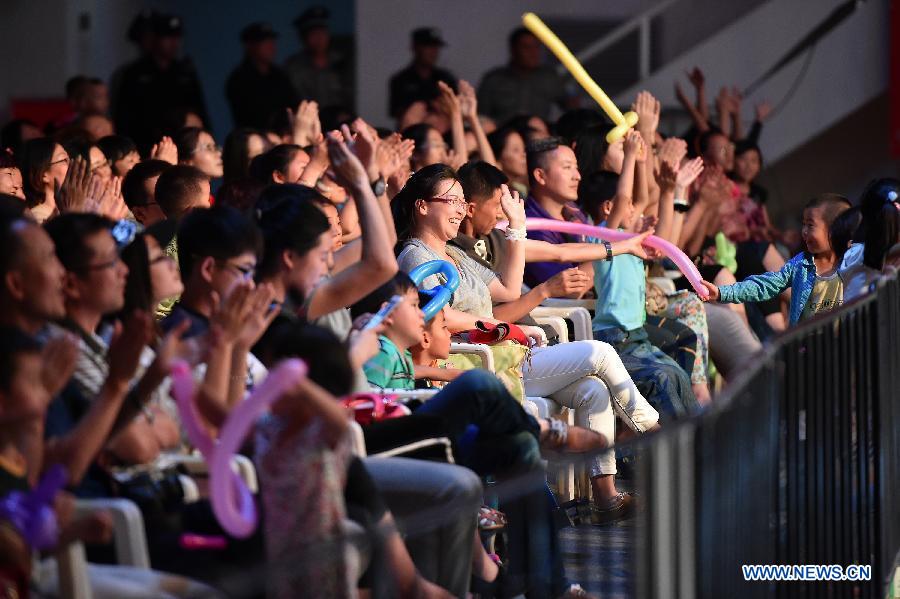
[
  {"left": 249, "top": 144, "right": 303, "bottom": 184},
  {"left": 578, "top": 170, "right": 620, "bottom": 222},
  {"left": 97, "top": 135, "right": 137, "bottom": 165},
  {"left": 457, "top": 161, "right": 508, "bottom": 203},
  {"left": 254, "top": 184, "right": 330, "bottom": 280},
  {"left": 122, "top": 159, "right": 171, "bottom": 209},
  {"left": 572, "top": 124, "right": 611, "bottom": 180},
  {"left": 0, "top": 326, "right": 42, "bottom": 392},
  {"left": 177, "top": 205, "right": 262, "bottom": 278},
  {"left": 1, "top": 119, "right": 39, "bottom": 156},
  {"left": 350, "top": 271, "right": 417, "bottom": 321},
  {"left": 804, "top": 193, "right": 851, "bottom": 229},
  {"left": 44, "top": 212, "right": 114, "bottom": 273},
  {"left": 525, "top": 136, "right": 564, "bottom": 187},
  {"left": 155, "top": 164, "right": 208, "bottom": 218}
]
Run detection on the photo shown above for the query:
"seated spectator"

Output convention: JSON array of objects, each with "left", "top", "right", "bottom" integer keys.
[
  {"left": 97, "top": 135, "right": 140, "bottom": 177},
  {"left": 262, "top": 319, "right": 482, "bottom": 597},
  {"left": 352, "top": 272, "right": 603, "bottom": 597},
  {"left": 522, "top": 135, "right": 700, "bottom": 414},
  {"left": 0, "top": 326, "right": 215, "bottom": 598},
  {"left": 488, "top": 126, "right": 528, "bottom": 196},
  {"left": 155, "top": 164, "right": 210, "bottom": 221},
  {"left": 393, "top": 163, "right": 658, "bottom": 523},
  {"left": 19, "top": 138, "right": 70, "bottom": 222},
  {"left": 0, "top": 151, "right": 25, "bottom": 200},
  {"left": 173, "top": 127, "right": 223, "bottom": 184},
  {"left": 121, "top": 159, "right": 170, "bottom": 226},
  {"left": 222, "top": 127, "right": 270, "bottom": 184},
  {"left": 253, "top": 132, "right": 396, "bottom": 334}
]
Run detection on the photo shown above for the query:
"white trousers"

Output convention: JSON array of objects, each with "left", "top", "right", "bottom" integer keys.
[{"left": 522, "top": 340, "right": 659, "bottom": 477}]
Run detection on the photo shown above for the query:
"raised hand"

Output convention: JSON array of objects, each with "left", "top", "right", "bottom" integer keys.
[
  {"left": 236, "top": 283, "right": 280, "bottom": 349},
  {"left": 446, "top": 148, "right": 466, "bottom": 170},
  {"left": 657, "top": 137, "right": 688, "bottom": 168},
  {"left": 499, "top": 183, "right": 525, "bottom": 229},
  {"left": 147, "top": 318, "right": 191, "bottom": 378},
  {"left": 376, "top": 133, "right": 415, "bottom": 181},
  {"left": 457, "top": 80, "right": 479, "bottom": 121},
  {"left": 657, "top": 158, "right": 678, "bottom": 193},
  {"left": 107, "top": 311, "right": 154, "bottom": 386},
  {"left": 56, "top": 156, "right": 91, "bottom": 213},
  {"left": 327, "top": 128, "right": 369, "bottom": 191},
  {"left": 350, "top": 117, "right": 381, "bottom": 181},
  {"left": 632, "top": 90, "right": 661, "bottom": 136},
  {"left": 686, "top": 66, "right": 705, "bottom": 89},
  {"left": 675, "top": 157, "right": 704, "bottom": 192},
  {"left": 623, "top": 129, "right": 644, "bottom": 161},
  {"left": 289, "top": 100, "right": 322, "bottom": 147},
  {"left": 755, "top": 100, "right": 772, "bottom": 123},
  {"left": 150, "top": 136, "right": 178, "bottom": 164},
  {"left": 435, "top": 81, "right": 461, "bottom": 118}
]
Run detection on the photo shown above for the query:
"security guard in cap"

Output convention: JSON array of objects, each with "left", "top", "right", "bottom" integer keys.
[
  {"left": 283, "top": 6, "right": 354, "bottom": 109},
  {"left": 113, "top": 13, "right": 210, "bottom": 154},
  {"left": 388, "top": 27, "right": 457, "bottom": 119},
  {"left": 226, "top": 22, "right": 298, "bottom": 129}
]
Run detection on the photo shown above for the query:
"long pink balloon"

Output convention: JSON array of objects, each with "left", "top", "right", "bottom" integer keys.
[
  {"left": 171, "top": 359, "right": 308, "bottom": 538},
  {"left": 501, "top": 217, "right": 709, "bottom": 299}
]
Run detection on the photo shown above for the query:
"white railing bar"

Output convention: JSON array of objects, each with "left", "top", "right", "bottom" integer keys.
[{"left": 555, "top": 0, "right": 677, "bottom": 76}]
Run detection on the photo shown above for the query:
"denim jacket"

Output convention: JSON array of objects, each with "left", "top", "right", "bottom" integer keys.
[{"left": 718, "top": 252, "right": 817, "bottom": 325}]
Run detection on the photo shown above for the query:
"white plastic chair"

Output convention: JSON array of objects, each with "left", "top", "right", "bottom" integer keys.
[{"left": 58, "top": 498, "right": 152, "bottom": 599}]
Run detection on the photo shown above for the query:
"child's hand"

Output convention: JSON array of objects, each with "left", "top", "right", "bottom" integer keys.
[
  {"left": 623, "top": 129, "right": 643, "bottom": 160},
  {"left": 541, "top": 268, "right": 592, "bottom": 299},
  {"left": 700, "top": 280, "right": 719, "bottom": 301}
]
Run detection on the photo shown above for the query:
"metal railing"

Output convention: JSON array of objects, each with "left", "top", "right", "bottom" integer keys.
[{"left": 634, "top": 270, "right": 900, "bottom": 598}]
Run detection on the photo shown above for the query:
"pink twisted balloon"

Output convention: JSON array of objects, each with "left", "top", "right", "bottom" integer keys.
[
  {"left": 499, "top": 217, "right": 709, "bottom": 299},
  {"left": 171, "top": 358, "right": 308, "bottom": 538}
]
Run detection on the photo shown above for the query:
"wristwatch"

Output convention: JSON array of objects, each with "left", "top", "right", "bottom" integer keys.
[
  {"left": 370, "top": 176, "right": 386, "bottom": 196},
  {"left": 602, "top": 240, "right": 613, "bottom": 261}
]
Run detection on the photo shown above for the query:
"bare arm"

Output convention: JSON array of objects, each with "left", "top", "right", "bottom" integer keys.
[
  {"left": 308, "top": 131, "right": 398, "bottom": 320},
  {"left": 43, "top": 313, "right": 152, "bottom": 483},
  {"left": 487, "top": 185, "right": 526, "bottom": 302},
  {"left": 606, "top": 130, "right": 641, "bottom": 230},
  {"left": 494, "top": 268, "right": 592, "bottom": 320},
  {"left": 458, "top": 80, "right": 497, "bottom": 166}
]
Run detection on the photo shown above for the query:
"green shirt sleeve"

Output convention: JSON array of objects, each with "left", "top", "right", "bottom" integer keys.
[{"left": 362, "top": 336, "right": 415, "bottom": 390}]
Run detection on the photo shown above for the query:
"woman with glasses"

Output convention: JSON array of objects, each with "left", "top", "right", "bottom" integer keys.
[
  {"left": 18, "top": 138, "right": 71, "bottom": 222},
  {"left": 174, "top": 126, "right": 224, "bottom": 182}
]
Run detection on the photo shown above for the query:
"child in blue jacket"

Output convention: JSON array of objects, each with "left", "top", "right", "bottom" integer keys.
[{"left": 702, "top": 194, "right": 851, "bottom": 325}]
